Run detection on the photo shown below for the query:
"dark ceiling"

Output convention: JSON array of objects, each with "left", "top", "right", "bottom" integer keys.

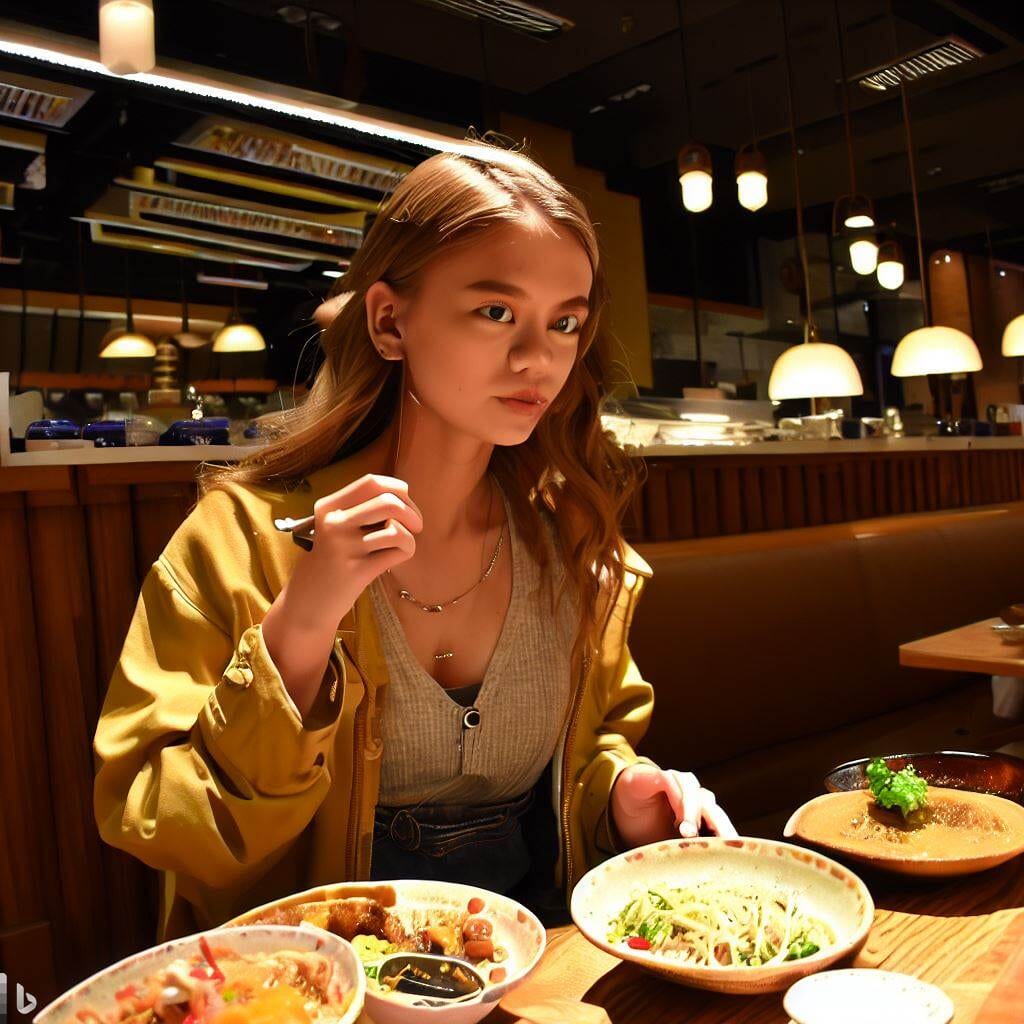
[{"left": 0, "top": 0, "right": 1021, "bottom": 371}]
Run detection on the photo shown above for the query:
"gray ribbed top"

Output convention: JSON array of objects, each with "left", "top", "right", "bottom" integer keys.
[{"left": 369, "top": 479, "right": 576, "bottom": 807}]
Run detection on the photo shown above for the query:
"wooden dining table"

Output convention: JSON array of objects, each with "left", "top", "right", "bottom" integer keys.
[
  {"left": 899, "top": 618, "right": 1024, "bottom": 678},
  {"left": 351, "top": 851, "right": 1024, "bottom": 1024}
]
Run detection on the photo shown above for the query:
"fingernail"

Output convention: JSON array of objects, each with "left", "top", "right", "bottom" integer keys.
[{"left": 679, "top": 823, "right": 697, "bottom": 837}]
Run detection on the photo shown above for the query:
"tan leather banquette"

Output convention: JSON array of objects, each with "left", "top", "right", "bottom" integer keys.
[{"left": 631, "top": 503, "right": 1024, "bottom": 834}]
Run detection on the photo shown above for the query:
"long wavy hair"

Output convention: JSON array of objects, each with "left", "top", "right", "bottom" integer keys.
[{"left": 203, "top": 137, "right": 644, "bottom": 679}]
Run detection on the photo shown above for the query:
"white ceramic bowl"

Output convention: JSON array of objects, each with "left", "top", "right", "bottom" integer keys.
[
  {"left": 228, "top": 879, "right": 546, "bottom": 1024},
  {"left": 571, "top": 836, "right": 874, "bottom": 995},
  {"left": 33, "top": 924, "right": 365, "bottom": 1023},
  {"left": 785, "top": 968, "right": 955, "bottom": 1024}
]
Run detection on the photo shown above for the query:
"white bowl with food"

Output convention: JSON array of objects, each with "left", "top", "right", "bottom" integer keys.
[
  {"left": 33, "top": 924, "right": 365, "bottom": 1024},
  {"left": 226, "top": 880, "right": 546, "bottom": 1024},
  {"left": 570, "top": 836, "right": 874, "bottom": 995}
]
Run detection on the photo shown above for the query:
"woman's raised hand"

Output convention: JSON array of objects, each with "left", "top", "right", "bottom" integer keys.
[
  {"left": 303, "top": 474, "right": 424, "bottom": 613},
  {"left": 610, "top": 762, "right": 738, "bottom": 849},
  {"left": 263, "top": 474, "right": 423, "bottom": 717}
]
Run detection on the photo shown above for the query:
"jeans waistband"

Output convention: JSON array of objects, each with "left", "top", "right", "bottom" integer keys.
[{"left": 373, "top": 790, "right": 534, "bottom": 856}]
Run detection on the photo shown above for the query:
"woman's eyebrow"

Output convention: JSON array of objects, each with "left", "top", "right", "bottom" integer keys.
[{"left": 464, "top": 278, "right": 589, "bottom": 310}]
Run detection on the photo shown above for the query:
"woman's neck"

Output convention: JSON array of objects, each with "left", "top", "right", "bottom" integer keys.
[{"left": 361, "top": 386, "right": 497, "bottom": 549}]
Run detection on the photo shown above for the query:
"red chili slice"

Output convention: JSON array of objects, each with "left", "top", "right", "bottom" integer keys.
[
  {"left": 198, "top": 936, "right": 226, "bottom": 982},
  {"left": 627, "top": 936, "right": 651, "bottom": 950},
  {"left": 114, "top": 984, "right": 137, "bottom": 1001}
]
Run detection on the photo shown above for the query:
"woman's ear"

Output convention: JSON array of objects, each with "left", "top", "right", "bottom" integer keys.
[{"left": 365, "top": 280, "right": 405, "bottom": 361}]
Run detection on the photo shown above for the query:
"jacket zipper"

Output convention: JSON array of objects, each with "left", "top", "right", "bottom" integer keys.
[
  {"left": 557, "top": 569, "right": 644, "bottom": 894},
  {"left": 558, "top": 648, "right": 591, "bottom": 893},
  {"left": 345, "top": 697, "right": 367, "bottom": 877}
]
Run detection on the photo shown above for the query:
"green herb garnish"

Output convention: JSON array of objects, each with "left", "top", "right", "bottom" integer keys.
[{"left": 866, "top": 757, "right": 928, "bottom": 818}]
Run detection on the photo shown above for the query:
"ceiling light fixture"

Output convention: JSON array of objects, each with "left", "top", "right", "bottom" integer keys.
[
  {"left": 768, "top": 0, "right": 863, "bottom": 410},
  {"left": 100, "top": 253, "right": 155, "bottom": 358},
  {"left": 831, "top": 0, "right": 876, "bottom": 279},
  {"left": 0, "top": 18, "right": 494, "bottom": 156},
  {"left": 876, "top": 238, "right": 905, "bottom": 290},
  {"left": 675, "top": 1, "right": 712, "bottom": 213},
  {"left": 735, "top": 64, "right": 768, "bottom": 212},
  {"left": 887, "top": 14, "right": 981, "bottom": 427},
  {"left": 98, "top": 0, "right": 155, "bottom": 75}
]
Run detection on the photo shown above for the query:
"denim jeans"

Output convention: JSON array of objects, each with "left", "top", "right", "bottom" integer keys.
[{"left": 370, "top": 790, "right": 534, "bottom": 894}]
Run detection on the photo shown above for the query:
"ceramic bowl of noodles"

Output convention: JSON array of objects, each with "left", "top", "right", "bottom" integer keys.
[
  {"left": 33, "top": 924, "right": 365, "bottom": 1024},
  {"left": 226, "top": 879, "right": 546, "bottom": 1024},
  {"left": 570, "top": 836, "right": 874, "bottom": 995}
]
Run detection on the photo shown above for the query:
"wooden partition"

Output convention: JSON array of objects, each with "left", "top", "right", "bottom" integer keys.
[
  {"left": 627, "top": 444, "right": 1024, "bottom": 541},
  {"left": 2, "top": 439, "right": 1024, "bottom": 1001},
  {"left": 0, "top": 463, "right": 198, "bottom": 1004}
]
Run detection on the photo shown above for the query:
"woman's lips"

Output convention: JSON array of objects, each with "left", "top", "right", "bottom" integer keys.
[{"left": 497, "top": 396, "right": 546, "bottom": 416}]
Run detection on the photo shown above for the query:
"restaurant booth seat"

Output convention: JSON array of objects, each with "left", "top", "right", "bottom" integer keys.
[{"left": 630, "top": 502, "right": 1024, "bottom": 836}]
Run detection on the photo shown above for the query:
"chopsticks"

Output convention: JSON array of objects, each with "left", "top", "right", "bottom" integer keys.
[{"left": 273, "top": 514, "right": 316, "bottom": 551}]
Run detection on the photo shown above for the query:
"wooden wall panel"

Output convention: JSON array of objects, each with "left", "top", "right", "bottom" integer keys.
[
  {"left": 0, "top": 444, "right": 1022, "bottom": 995},
  {"left": 0, "top": 492, "right": 62, "bottom": 1004},
  {"left": 26, "top": 493, "right": 111, "bottom": 985},
  {"left": 626, "top": 449, "right": 1024, "bottom": 541}
]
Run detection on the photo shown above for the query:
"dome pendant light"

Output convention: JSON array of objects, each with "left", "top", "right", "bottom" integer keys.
[
  {"left": 99, "top": 0, "right": 156, "bottom": 76},
  {"left": 100, "top": 255, "right": 156, "bottom": 358},
  {"left": 172, "top": 258, "right": 209, "bottom": 349},
  {"left": 769, "top": 0, "right": 863, "bottom": 412},
  {"left": 212, "top": 287, "right": 266, "bottom": 353},
  {"left": 888, "top": 14, "right": 981, "bottom": 428}
]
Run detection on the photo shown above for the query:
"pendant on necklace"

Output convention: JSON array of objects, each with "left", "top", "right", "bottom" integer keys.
[{"left": 434, "top": 650, "right": 455, "bottom": 661}]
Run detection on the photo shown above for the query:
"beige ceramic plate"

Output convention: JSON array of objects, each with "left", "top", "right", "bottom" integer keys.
[
  {"left": 33, "top": 925, "right": 365, "bottom": 1024},
  {"left": 226, "top": 879, "right": 545, "bottom": 1024},
  {"left": 784, "top": 787, "right": 1024, "bottom": 877},
  {"left": 570, "top": 837, "right": 874, "bottom": 995}
]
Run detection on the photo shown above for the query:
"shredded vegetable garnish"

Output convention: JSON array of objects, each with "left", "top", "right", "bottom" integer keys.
[{"left": 606, "top": 885, "right": 834, "bottom": 967}]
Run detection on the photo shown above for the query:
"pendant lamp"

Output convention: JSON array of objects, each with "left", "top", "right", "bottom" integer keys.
[{"left": 99, "top": 0, "right": 156, "bottom": 76}]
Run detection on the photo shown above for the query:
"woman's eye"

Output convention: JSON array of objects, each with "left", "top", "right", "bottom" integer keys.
[
  {"left": 478, "top": 305, "right": 582, "bottom": 334},
  {"left": 480, "top": 304, "right": 513, "bottom": 323}
]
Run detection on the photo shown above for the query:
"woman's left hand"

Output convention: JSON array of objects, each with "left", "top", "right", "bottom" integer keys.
[{"left": 610, "top": 762, "right": 738, "bottom": 849}]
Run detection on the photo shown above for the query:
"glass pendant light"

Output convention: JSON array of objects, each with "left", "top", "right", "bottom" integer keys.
[
  {"left": 675, "top": 0, "right": 713, "bottom": 213},
  {"left": 98, "top": 0, "right": 155, "bottom": 75},
  {"left": 876, "top": 238, "right": 905, "bottom": 289},
  {"left": 831, "top": 0, "right": 876, "bottom": 258},
  {"left": 678, "top": 143, "right": 714, "bottom": 212},
  {"left": 735, "top": 69, "right": 767, "bottom": 211},
  {"left": 849, "top": 235, "right": 879, "bottom": 275}
]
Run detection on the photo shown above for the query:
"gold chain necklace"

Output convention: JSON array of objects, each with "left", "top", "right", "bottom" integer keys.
[{"left": 384, "top": 478, "right": 504, "bottom": 661}]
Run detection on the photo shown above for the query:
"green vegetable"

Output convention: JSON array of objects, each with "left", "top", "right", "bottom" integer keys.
[
  {"left": 785, "top": 937, "right": 820, "bottom": 961},
  {"left": 866, "top": 757, "right": 928, "bottom": 818},
  {"left": 350, "top": 933, "right": 396, "bottom": 965}
]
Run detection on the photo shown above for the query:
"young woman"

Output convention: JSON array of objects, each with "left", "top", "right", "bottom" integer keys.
[{"left": 93, "top": 139, "right": 736, "bottom": 942}]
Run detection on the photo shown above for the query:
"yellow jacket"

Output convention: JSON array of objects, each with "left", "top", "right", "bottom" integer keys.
[{"left": 93, "top": 444, "right": 654, "bottom": 941}]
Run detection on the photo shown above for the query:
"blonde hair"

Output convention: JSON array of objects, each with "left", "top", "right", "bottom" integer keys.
[{"left": 202, "top": 139, "right": 644, "bottom": 679}]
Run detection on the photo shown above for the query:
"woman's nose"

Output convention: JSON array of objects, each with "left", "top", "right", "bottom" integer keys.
[{"left": 508, "top": 323, "right": 555, "bottom": 371}]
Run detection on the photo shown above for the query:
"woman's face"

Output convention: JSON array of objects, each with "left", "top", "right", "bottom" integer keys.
[{"left": 369, "top": 215, "right": 594, "bottom": 446}]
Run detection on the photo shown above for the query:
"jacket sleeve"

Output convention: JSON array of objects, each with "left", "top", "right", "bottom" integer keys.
[
  {"left": 93, "top": 532, "right": 345, "bottom": 896},
  {"left": 574, "top": 571, "right": 656, "bottom": 866}
]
